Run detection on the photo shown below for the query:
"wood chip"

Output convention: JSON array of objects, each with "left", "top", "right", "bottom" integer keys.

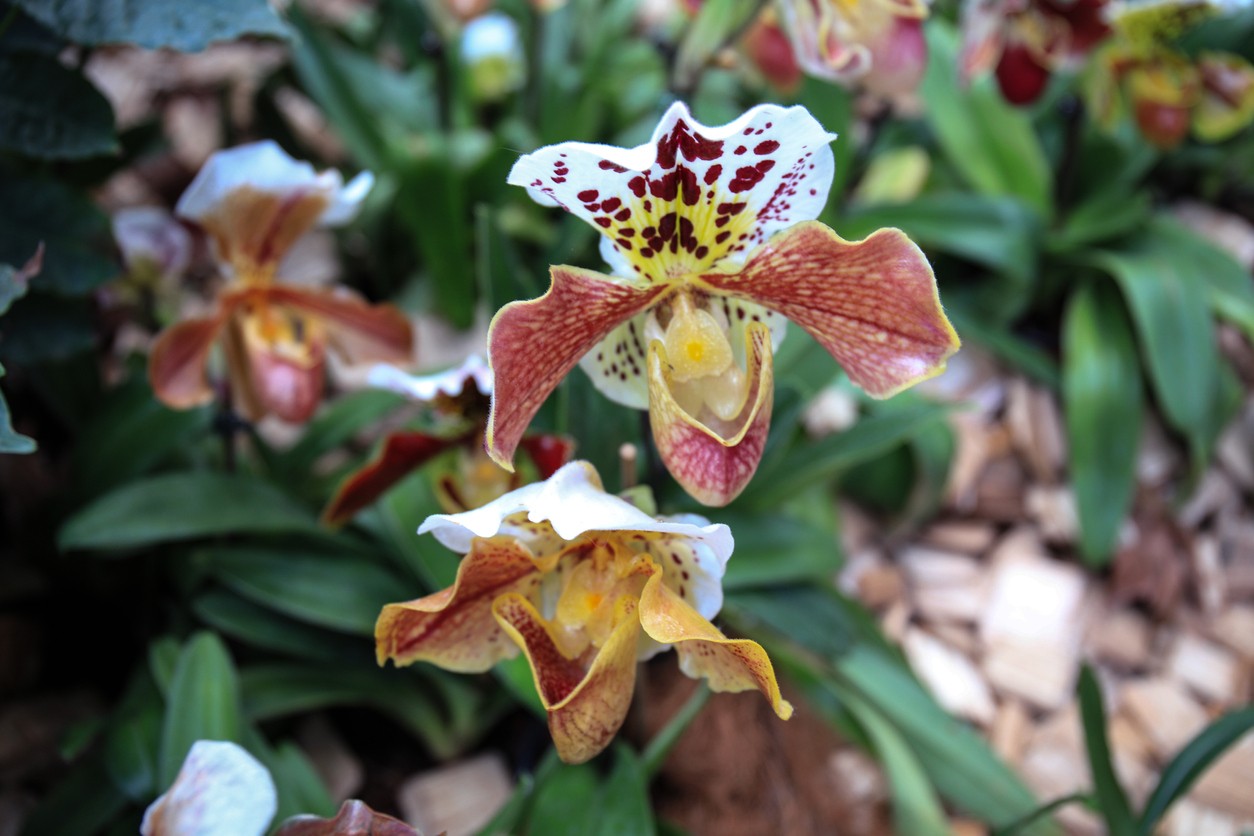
[
  {"left": 981, "top": 538, "right": 1087, "bottom": 648},
  {"left": 827, "top": 748, "right": 887, "bottom": 804},
  {"left": 879, "top": 599, "right": 910, "bottom": 643},
  {"left": 898, "top": 546, "right": 987, "bottom": 624},
  {"left": 1179, "top": 470, "right": 1239, "bottom": 528},
  {"left": 1193, "top": 535, "right": 1228, "bottom": 617},
  {"left": 903, "top": 628, "right": 996, "bottom": 725},
  {"left": 855, "top": 563, "right": 905, "bottom": 611},
  {"left": 397, "top": 753, "right": 514, "bottom": 836},
  {"left": 297, "top": 716, "right": 363, "bottom": 804},
  {"left": 948, "top": 818, "right": 988, "bottom": 836},
  {"left": 1005, "top": 379, "right": 1066, "bottom": 483},
  {"left": 1216, "top": 413, "right": 1254, "bottom": 490},
  {"left": 972, "top": 457, "right": 1027, "bottom": 522},
  {"left": 1089, "top": 607, "right": 1153, "bottom": 671},
  {"left": 1122, "top": 678, "right": 1209, "bottom": 762},
  {"left": 1210, "top": 605, "right": 1254, "bottom": 659},
  {"left": 1025, "top": 486, "right": 1079, "bottom": 545},
  {"left": 1161, "top": 800, "right": 1249, "bottom": 836},
  {"left": 1192, "top": 733, "right": 1254, "bottom": 818},
  {"left": 990, "top": 698, "right": 1031, "bottom": 765},
  {"left": 1137, "top": 416, "right": 1181, "bottom": 488},
  {"left": 1167, "top": 633, "right": 1244, "bottom": 705},
  {"left": 983, "top": 641, "right": 1080, "bottom": 711},
  {"left": 920, "top": 521, "right": 998, "bottom": 556}
]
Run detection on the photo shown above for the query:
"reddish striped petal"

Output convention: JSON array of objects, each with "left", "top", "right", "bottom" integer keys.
[
  {"left": 698, "top": 221, "right": 959, "bottom": 398},
  {"left": 376, "top": 538, "right": 545, "bottom": 673},
  {"left": 148, "top": 313, "right": 228, "bottom": 410},
  {"left": 518, "top": 433, "right": 577, "bottom": 479},
  {"left": 263, "top": 285, "right": 414, "bottom": 365},
  {"left": 647, "top": 322, "right": 775, "bottom": 507},
  {"left": 493, "top": 592, "right": 641, "bottom": 764},
  {"left": 322, "top": 431, "right": 463, "bottom": 526},
  {"left": 486, "top": 266, "right": 665, "bottom": 470},
  {"left": 638, "top": 571, "right": 792, "bottom": 720}
]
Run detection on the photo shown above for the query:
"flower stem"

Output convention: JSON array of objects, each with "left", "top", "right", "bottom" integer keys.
[{"left": 641, "top": 681, "right": 710, "bottom": 778}]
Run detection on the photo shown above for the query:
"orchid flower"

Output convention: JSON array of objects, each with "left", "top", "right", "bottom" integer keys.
[
  {"left": 961, "top": 0, "right": 1110, "bottom": 105},
  {"left": 1086, "top": 0, "right": 1254, "bottom": 147},
  {"left": 142, "top": 741, "right": 276, "bottom": 836},
  {"left": 323, "top": 357, "right": 573, "bottom": 525},
  {"left": 276, "top": 800, "right": 421, "bottom": 835},
  {"left": 148, "top": 141, "right": 413, "bottom": 423},
  {"left": 376, "top": 460, "right": 792, "bottom": 764},
  {"left": 487, "top": 103, "right": 958, "bottom": 505},
  {"left": 777, "top": 0, "right": 931, "bottom": 96}
]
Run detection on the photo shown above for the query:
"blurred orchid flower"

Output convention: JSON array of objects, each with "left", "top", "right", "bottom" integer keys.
[
  {"left": 142, "top": 740, "right": 276, "bottom": 836},
  {"left": 276, "top": 800, "right": 421, "bottom": 835},
  {"left": 461, "top": 12, "right": 526, "bottom": 102},
  {"left": 488, "top": 103, "right": 957, "bottom": 505},
  {"left": 376, "top": 460, "right": 793, "bottom": 764},
  {"left": 148, "top": 141, "right": 413, "bottom": 423},
  {"left": 112, "top": 207, "right": 193, "bottom": 287},
  {"left": 322, "top": 357, "right": 573, "bottom": 525},
  {"left": 777, "top": 0, "right": 930, "bottom": 96},
  {"left": 960, "top": 0, "right": 1110, "bottom": 105}
]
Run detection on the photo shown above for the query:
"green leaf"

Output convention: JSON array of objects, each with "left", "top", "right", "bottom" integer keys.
[
  {"left": 17, "top": 754, "right": 129, "bottom": 836},
  {"left": 245, "top": 729, "right": 336, "bottom": 825},
  {"left": 13, "top": 0, "right": 288, "bottom": 51},
  {"left": 1089, "top": 221, "right": 1219, "bottom": 465},
  {"left": 148, "top": 636, "right": 181, "bottom": 698},
  {"left": 193, "top": 588, "right": 367, "bottom": 663},
  {"left": 361, "top": 468, "right": 457, "bottom": 590},
  {"left": 0, "top": 171, "right": 113, "bottom": 295},
  {"left": 0, "top": 51, "right": 117, "bottom": 159},
  {"left": 1063, "top": 283, "right": 1143, "bottom": 564},
  {"left": 158, "top": 631, "right": 244, "bottom": 787},
  {"left": 58, "top": 471, "right": 320, "bottom": 551},
  {"left": 205, "top": 546, "right": 405, "bottom": 635},
  {"left": 842, "top": 193, "right": 1041, "bottom": 289},
  {"left": 1049, "top": 187, "right": 1151, "bottom": 253},
  {"left": 1076, "top": 667, "right": 1137, "bottom": 835},
  {"left": 920, "top": 21, "right": 1052, "bottom": 216},
  {"left": 739, "top": 403, "right": 947, "bottom": 508},
  {"left": 0, "top": 363, "right": 35, "bottom": 454},
  {"left": 1148, "top": 218, "right": 1254, "bottom": 343},
  {"left": 672, "top": 0, "right": 767, "bottom": 93},
  {"left": 103, "top": 702, "right": 161, "bottom": 801},
  {"left": 1139, "top": 707, "right": 1254, "bottom": 832},
  {"left": 598, "top": 746, "right": 657, "bottom": 836},
  {"left": 276, "top": 388, "right": 405, "bottom": 484},
  {"left": 713, "top": 510, "right": 841, "bottom": 589},
  {"left": 526, "top": 760, "right": 602, "bottom": 836},
  {"left": 846, "top": 694, "right": 950, "bottom": 836}
]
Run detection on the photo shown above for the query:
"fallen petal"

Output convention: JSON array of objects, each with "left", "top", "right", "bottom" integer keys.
[
  {"left": 323, "top": 431, "right": 464, "bottom": 526},
  {"left": 142, "top": 740, "right": 276, "bottom": 836}
]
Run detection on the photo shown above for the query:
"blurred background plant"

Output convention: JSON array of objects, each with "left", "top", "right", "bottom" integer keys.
[{"left": 2, "top": 0, "right": 1254, "bottom": 833}]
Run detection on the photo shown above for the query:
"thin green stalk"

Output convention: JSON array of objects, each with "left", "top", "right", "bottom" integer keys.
[{"left": 641, "top": 682, "right": 710, "bottom": 777}]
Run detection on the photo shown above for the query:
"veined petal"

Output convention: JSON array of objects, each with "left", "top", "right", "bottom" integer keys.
[
  {"left": 486, "top": 266, "right": 665, "bottom": 470},
  {"left": 637, "top": 572, "right": 793, "bottom": 721},
  {"left": 176, "top": 141, "right": 372, "bottom": 277},
  {"left": 507, "top": 102, "right": 836, "bottom": 282},
  {"left": 142, "top": 741, "right": 277, "bottom": 836},
  {"left": 418, "top": 460, "right": 733, "bottom": 558},
  {"left": 263, "top": 285, "right": 414, "bottom": 366},
  {"left": 960, "top": 0, "right": 1010, "bottom": 81},
  {"left": 149, "top": 312, "right": 229, "bottom": 410},
  {"left": 698, "top": 221, "right": 959, "bottom": 399},
  {"left": 647, "top": 322, "right": 775, "bottom": 507},
  {"left": 493, "top": 592, "right": 641, "bottom": 764},
  {"left": 376, "top": 537, "right": 545, "bottom": 673},
  {"left": 322, "top": 430, "right": 464, "bottom": 527}
]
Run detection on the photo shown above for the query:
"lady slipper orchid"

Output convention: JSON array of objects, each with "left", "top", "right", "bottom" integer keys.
[
  {"left": 777, "top": 0, "right": 931, "bottom": 96},
  {"left": 376, "top": 460, "right": 793, "bottom": 764},
  {"left": 322, "top": 357, "right": 573, "bottom": 525},
  {"left": 487, "top": 103, "right": 958, "bottom": 505},
  {"left": 148, "top": 141, "right": 413, "bottom": 423},
  {"left": 961, "top": 0, "right": 1110, "bottom": 106}
]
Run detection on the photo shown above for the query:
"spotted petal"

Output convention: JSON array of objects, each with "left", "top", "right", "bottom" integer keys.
[
  {"left": 148, "top": 312, "right": 230, "bottom": 410},
  {"left": 418, "top": 460, "right": 733, "bottom": 559},
  {"left": 486, "top": 266, "right": 666, "bottom": 470},
  {"left": 637, "top": 571, "right": 793, "bottom": 721},
  {"left": 698, "top": 221, "right": 959, "bottom": 399},
  {"left": 375, "top": 537, "right": 547, "bottom": 673},
  {"left": 647, "top": 321, "right": 775, "bottom": 507},
  {"left": 176, "top": 141, "right": 373, "bottom": 277},
  {"left": 322, "top": 430, "right": 464, "bottom": 526},
  {"left": 493, "top": 592, "right": 641, "bottom": 764},
  {"left": 507, "top": 102, "right": 836, "bottom": 283}
]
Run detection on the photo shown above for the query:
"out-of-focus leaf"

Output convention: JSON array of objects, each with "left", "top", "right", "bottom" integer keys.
[
  {"left": 598, "top": 747, "right": 657, "bottom": 836},
  {"left": 0, "top": 363, "right": 35, "bottom": 454},
  {"left": 1076, "top": 667, "right": 1137, "bottom": 835},
  {"left": 205, "top": 547, "right": 404, "bottom": 635},
  {"left": 846, "top": 694, "right": 949, "bottom": 835},
  {"left": 246, "top": 730, "right": 337, "bottom": 825},
  {"left": 148, "top": 636, "right": 181, "bottom": 698},
  {"left": 360, "top": 468, "right": 457, "bottom": 590},
  {"left": 727, "top": 586, "right": 861, "bottom": 659},
  {"left": 12, "top": 0, "right": 288, "bottom": 50},
  {"left": 527, "top": 760, "right": 601, "bottom": 836},
  {"left": 73, "top": 378, "right": 212, "bottom": 496},
  {"left": 673, "top": 0, "right": 774, "bottom": 92},
  {"left": 920, "top": 22, "right": 1052, "bottom": 216},
  {"left": 0, "top": 51, "right": 117, "bottom": 159},
  {"left": 842, "top": 193, "right": 1040, "bottom": 289},
  {"left": 193, "top": 589, "right": 367, "bottom": 663},
  {"left": 277, "top": 388, "right": 406, "bottom": 481},
  {"left": 1049, "top": 187, "right": 1151, "bottom": 252},
  {"left": 158, "top": 632, "right": 243, "bottom": 787},
  {"left": 103, "top": 702, "right": 161, "bottom": 802},
  {"left": 59, "top": 472, "right": 320, "bottom": 551},
  {"left": 740, "top": 403, "right": 947, "bottom": 507},
  {"left": 1139, "top": 707, "right": 1254, "bottom": 832},
  {"left": 946, "top": 306, "right": 1060, "bottom": 389},
  {"left": 525, "top": 748, "right": 656, "bottom": 836},
  {"left": 17, "top": 754, "right": 128, "bottom": 836},
  {"left": 1063, "top": 283, "right": 1142, "bottom": 564},
  {"left": 1089, "top": 224, "right": 1219, "bottom": 465},
  {"left": 713, "top": 510, "right": 840, "bottom": 589},
  {"left": 0, "top": 172, "right": 112, "bottom": 295},
  {"left": 1148, "top": 217, "right": 1254, "bottom": 342},
  {"left": 0, "top": 293, "right": 96, "bottom": 366}
]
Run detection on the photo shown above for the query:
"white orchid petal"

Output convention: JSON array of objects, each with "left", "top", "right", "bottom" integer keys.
[{"left": 141, "top": 740, "right": 276, "bottom": 836}]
